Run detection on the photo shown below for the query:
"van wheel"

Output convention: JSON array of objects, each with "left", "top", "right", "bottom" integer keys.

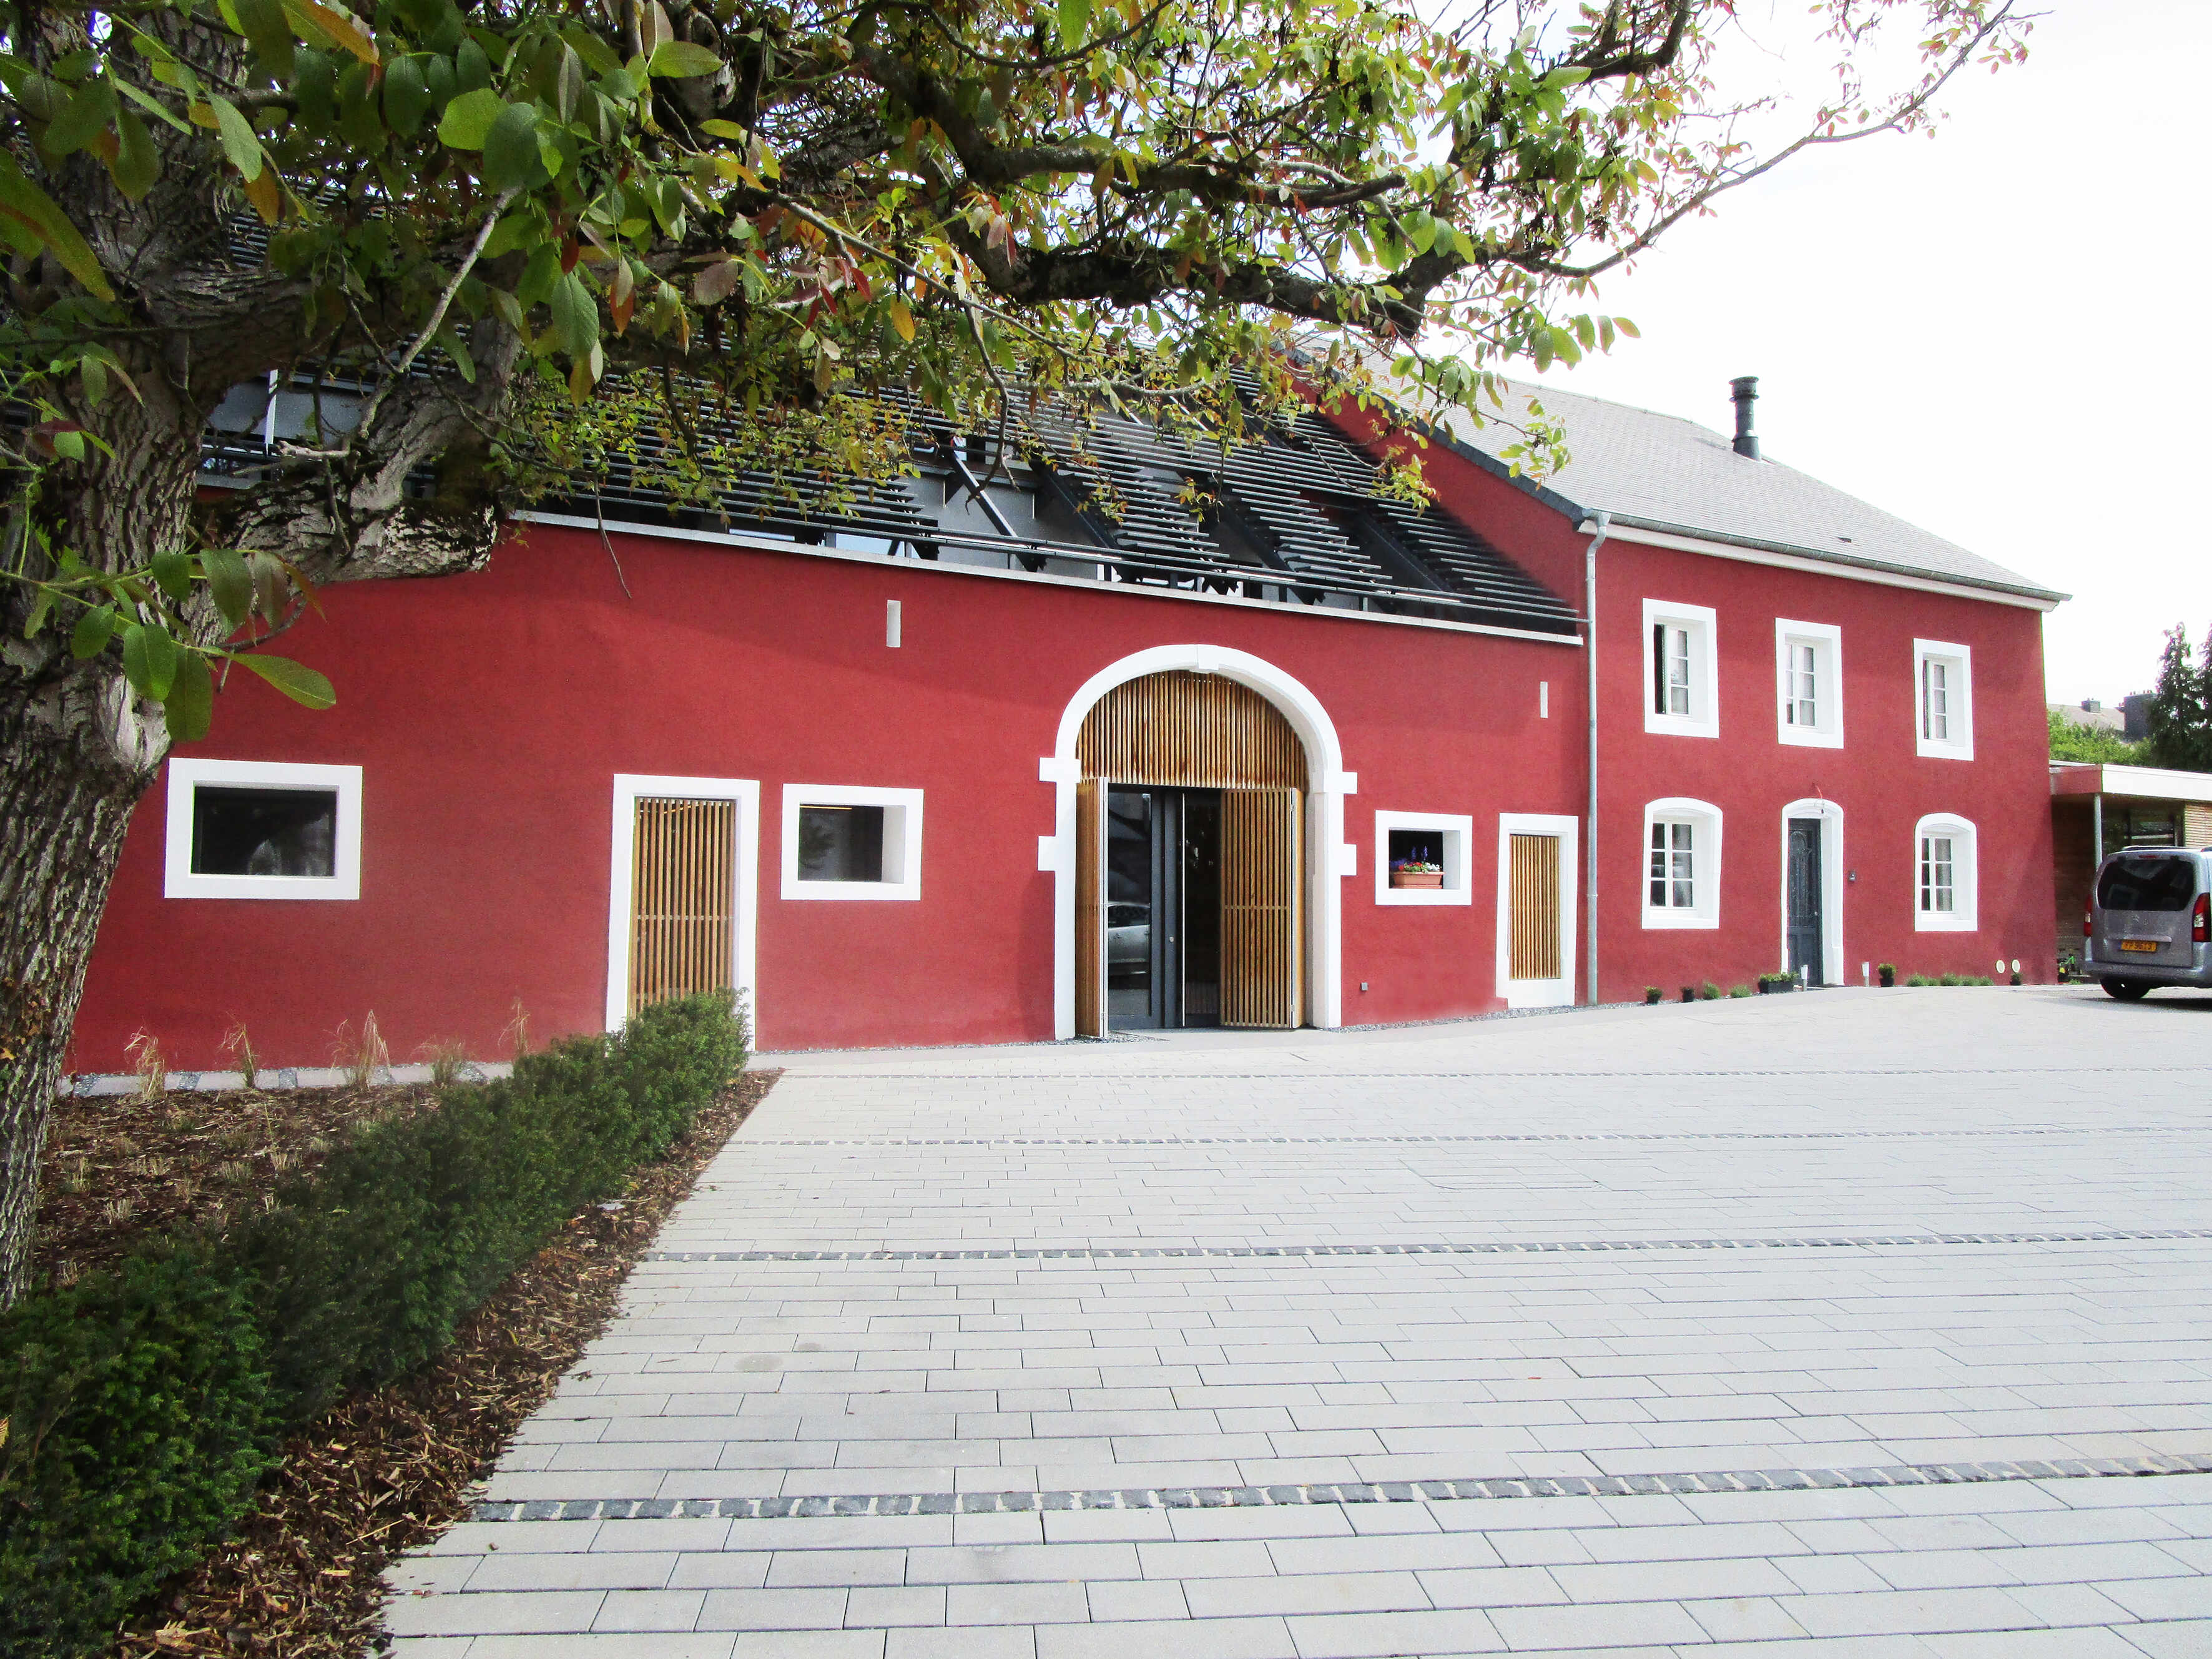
[{"left": 2101, "top": 978, "right": 2152, "bottom": 1002}]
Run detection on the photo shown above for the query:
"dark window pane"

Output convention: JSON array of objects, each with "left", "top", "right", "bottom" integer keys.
[
  {"left": 797, "top": 804, "right": 885, "bottom": 882},
  {"left": 191, "top": 787, "right": 337, "bottom": 877},
  {"left": 1388, "top": 827, "right": 1443, "bottom": 871},
  {"left": 2098, "top": 854, "right": 2198, "bottom": 912}
]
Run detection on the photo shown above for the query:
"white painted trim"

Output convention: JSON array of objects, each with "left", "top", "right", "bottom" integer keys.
[
  {"left": 606, "top": 774, "right": 760, "bottom": 1040},
  {"left": 1596, "top": 519, "right": 2061, "bottom": 613},
  {"left": 1046, "top": 644, "right": 1349, "bottom": 1037},
  {"left": 1641, "top": 797, "right": 1723, "bottom": 930},
  {"left": 1912, "top": 812, "right": 1979, "bottom": 932},
  {"left": 780, "top": 784, "right": 925, "bottom": 900},
  {"left": 513, "top": 511, "right": 1586, "bottom": 648},
  {"left": 1496, "top": 813, "right": 1580, "bottom": 1008},
  {"left": 1774, "top": 619, "right": 1845, "bottom": 750},
  {"left": 1640, "top": 599, "right": 1720, "bottom": 739},
  {"left": 163, "top": 758, "right": 362, "bottom": 902},
  {"left": 1373, "top": 810, "right": 1474, "bottom": 907},
  {"left": 1913, "top": 639, "right": 1975, "bottom": 762},
  {"left": 2052, "top": 762, "right": 2212, "bottom": 805},
  {"left": 1777, "top": 799, "right": 1847, "bottom": 987}
]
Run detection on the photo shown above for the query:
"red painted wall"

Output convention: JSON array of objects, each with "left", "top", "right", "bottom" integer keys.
[
  {"left": 74, "top": 524, "right": 1587, "bottom": 1070},
  {"left": 1402, "top": 432, "right": 2058, "bottom": 998}
]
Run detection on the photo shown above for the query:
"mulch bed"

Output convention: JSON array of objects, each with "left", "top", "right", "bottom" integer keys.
[
  {"left": 32, "top": 1066, "right": 779, "bottom": 1658},
  {"left": 34, "top": 1081, "right": 440, "bottom": 1291}
]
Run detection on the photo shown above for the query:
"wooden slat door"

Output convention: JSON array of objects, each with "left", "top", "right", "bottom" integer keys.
[
  {"left": 1220, "top": 787, "right": 1302, "bottom": 1027},
  {"left": 629, "top": 797, "right": 736, "bottom": 1015},
  {"left": 1074, "top": 778, "right": 1107, "bottom": 1036},
  {"left": 1507, "top": 832, "right": 1561, "bottom": 982}
]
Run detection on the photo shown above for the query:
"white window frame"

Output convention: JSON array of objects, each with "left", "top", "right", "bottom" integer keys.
[
  {"left": 163, "top": 757, "right": 362, "bottom": 901},
  {"left": 1641, "top": 599, "right": 1719, "bottom": 739},
  {"left": 1495, "top": 812, "right": 1580, "bottom": 1007},
  {"left": 1776, "top": 799, "right": 1846, "bottom": 987},
  {"left": 1641, "top": 797, "right": 1723, "bottom": 930},
  {"left": 606, "top": 774, "right": 761, "bottom": 1035},
  {"left": 1373, "top": 810, "right": 1473, "bottom": 908},
  {"left": 1914, "top": 639, "right": 1974, "bottom": 761},
  {"left": 1774, "top": 619, "right": 1844, "bottom": 749},
  {"left": 781, "top": 784, "right": 925, "bottom": 901},
  {"left": 1913, "top": 812, "right": 1979, "bottom": 932}
]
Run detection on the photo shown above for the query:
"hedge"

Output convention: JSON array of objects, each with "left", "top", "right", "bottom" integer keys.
[{"left": 0, "top": 992, "right": 747, "bottom": 1659}]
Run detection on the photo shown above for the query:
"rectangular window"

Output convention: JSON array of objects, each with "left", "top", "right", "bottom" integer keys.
[
  {"left": 164, "top": 758, "right": 363, "bottom": 901},
  {"left": 798, "top": 804, "right": 886, "bottom": 883},
  {"left": 1649, "top": 820, "right": 1695, "bottom": 909},
  {"left": 1374, "top": 811, "right": 1473, "bottom": 907},
  {"left": 1923, "top": 659, "right": 1949, "bottom": 741},
  {"left": 1920, "top": 835, "right": 1954, "bottom": 913},
  {"left": 191, "top": 786, "right": 337, "bottom": 878},
  {"left": 1787, "top": 642, "right": 1818, "bottom": 727},
  {"left": 1654, "top": 624, "right": 1691, "bottom": 716}
]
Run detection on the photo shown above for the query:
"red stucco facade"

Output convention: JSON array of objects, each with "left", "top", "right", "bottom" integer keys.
[{"left": 72, "top": 437, "right": 2058, "bottom": 1071}]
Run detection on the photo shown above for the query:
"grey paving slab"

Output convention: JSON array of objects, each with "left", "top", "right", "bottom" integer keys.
[{"left": 384, "top": 988, "right": 2212, "bottom": 1654}]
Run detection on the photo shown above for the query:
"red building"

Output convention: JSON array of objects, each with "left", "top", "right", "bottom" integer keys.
[{"left": 73, "top": 377, "right": 2065, "bottom": 1070}]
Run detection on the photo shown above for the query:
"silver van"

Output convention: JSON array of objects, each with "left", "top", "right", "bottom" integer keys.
[{"left": 2085, "top": 847, "right": 2212, "bottom": 999}]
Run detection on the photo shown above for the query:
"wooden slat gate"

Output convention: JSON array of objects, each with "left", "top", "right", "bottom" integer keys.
[
  {"left": 1507, "top": 832, "right": 1561, "bottom": 982},
  {"left": 1221, "top": 787, "right": 1303, "bottom": 1027},
  {"left": 629, "top": 796, "right": 736, "bottom": 1015},
  {"left": 1074, "top": 779, "right": 1107, "bottom": 1037}
]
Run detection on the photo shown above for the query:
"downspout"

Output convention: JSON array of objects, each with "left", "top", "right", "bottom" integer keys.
[{"left": 1583, "top": 511, "right": 1610, "bottom": 1007}]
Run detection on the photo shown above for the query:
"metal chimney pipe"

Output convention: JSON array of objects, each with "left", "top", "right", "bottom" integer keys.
[{"left": 1729, "top": 376, "right": 1761, "bottom": 459}]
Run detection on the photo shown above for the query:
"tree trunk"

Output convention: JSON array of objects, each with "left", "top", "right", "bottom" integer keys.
[{"left": 0, "top": 365, "right": 202, "bottom": 1304}]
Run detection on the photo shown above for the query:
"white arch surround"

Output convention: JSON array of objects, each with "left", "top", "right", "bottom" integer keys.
[
  {"left": 1777, "top": 798, "right": 1846, "bottom": 987},
  {"left": 1043, "top": 644, "right": 1354, "bottom": 1038}
]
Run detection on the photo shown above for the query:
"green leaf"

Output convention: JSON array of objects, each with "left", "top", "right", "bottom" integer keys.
[
  {"left": 437, "top": 86, "right": 504, "bottom": 147},
  {"left": 113, "top": 76, "right": 192, "bottom": 134},
  {"left": 122, "top": 621, "right": 179, "bottom": 701},
  {"left": 201, "top": 546, "right": 253, "bottom": 629},
  {"left": 232, "top": 651, "right": 335, "bottom": 709},
  {"left": 71, "top": 604, "right": 116, "bottom": 659},
  {"left": 41, "top": 77, "right": 118, "bottom": 156},
  {"left": 209, "top": 94, "right": 263, "bottom": 180},
  {"left": 480, "top": 99, "right": 544, "bottom": 189},
  {"left": 150, "top": 548, "right": 194, "bottom": 601},
  {"left": 164, "top": 651, "right": 214, "bottom": 741},
  {"left": 647, "top": 39, "right": 722, "bottom": 78},
  {"left": 20, "top": 586, "right": 54, "bottom": 639},
  {"left": 382, "top": 54, "right": 431, "bottom": 136},
  {"left": 234, "top": 0, "right": 297, "bottom": 79},
  {"left": 549, "top": 269, "right": 598, "bottom": 359},
  {"left": 1057, "top": 0, "right": 1091, "bottom": 51},
  {"left": 108, "top": 108, "right": 159, "bottom": 199}
]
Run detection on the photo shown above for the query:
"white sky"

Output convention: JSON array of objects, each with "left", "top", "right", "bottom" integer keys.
[{"left": 1518, "top": 0, "right": 2209, "bottom": 706}]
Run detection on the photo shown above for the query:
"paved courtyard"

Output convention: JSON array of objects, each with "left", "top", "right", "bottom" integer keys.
[{"left": 386, "top": 985, "right": 2212, "bottom": 1657}]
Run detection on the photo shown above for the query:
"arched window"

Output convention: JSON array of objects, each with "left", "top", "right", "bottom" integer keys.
[{"left": 1913, "top": 814, "right": 1979, "bottom": 931}]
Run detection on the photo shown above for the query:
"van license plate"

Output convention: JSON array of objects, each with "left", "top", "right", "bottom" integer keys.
[{"left": 2120, "top": 939, "right": 2163, "bottom": 953}]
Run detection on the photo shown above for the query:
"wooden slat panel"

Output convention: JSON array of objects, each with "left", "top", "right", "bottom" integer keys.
[
  {"left": 1078, "top": 671, "right": 1307, "bottom": 789},
  {"left": 629, "top": 797, "right": 735, "bottom": 1015},
  {"left": 1220, "top": 787, "right": 1300, "bottom": 1028},
  {"left": 1074, "top": 779, "right": 1107, "bottom": 1036},
  {"left": 1508, "top": 833, "right": 1561, "bottom": 982}
]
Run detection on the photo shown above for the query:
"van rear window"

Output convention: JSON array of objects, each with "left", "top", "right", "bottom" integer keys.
[{"left": 2098, "top": 855, "right": 2199, "bottom": 912}]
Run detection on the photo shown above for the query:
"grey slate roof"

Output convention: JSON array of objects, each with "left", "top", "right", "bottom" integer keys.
[{"left": 1425, "top": 379, "right": 2067, "bottom": 604}]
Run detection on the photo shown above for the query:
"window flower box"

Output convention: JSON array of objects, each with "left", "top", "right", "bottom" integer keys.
[{"left": 1390, "top": 863, "right": 1444, "bottom": 890}]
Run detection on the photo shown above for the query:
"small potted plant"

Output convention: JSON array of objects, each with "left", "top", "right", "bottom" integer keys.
[
  {"left": 1644, "top": 985, "right": 1662, "bottom": 1005},
  {"left": 1877, "top": 963, "right": 1895, "bottom": 988},
  {"left": 1390, "top": 857, "right": 1445, "bottom": 890}
]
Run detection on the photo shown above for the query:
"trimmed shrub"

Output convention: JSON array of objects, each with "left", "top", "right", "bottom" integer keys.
[
  {"left": 0, "top": 1249, "right": 275, "bottom": 1658},
  {"left": 0, "top": 992, "right": 746, "bottom": 1656}
]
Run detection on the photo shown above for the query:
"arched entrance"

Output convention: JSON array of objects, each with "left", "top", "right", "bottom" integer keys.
[{"left": 1045, "top": 646, "right": 1352, "bottom": 1039}]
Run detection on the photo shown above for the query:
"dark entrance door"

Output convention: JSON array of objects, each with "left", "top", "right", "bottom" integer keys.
[
  {"left": 1105, "top": 786, "right": 1222, "bottom": 1029},
  {"left": 1786, "top": 817, "right": 1824, "bottom": 985}
]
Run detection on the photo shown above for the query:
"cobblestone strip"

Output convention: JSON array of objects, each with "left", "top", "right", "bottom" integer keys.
[
  {"left": 642, "top": 1226, "right": 2212, "bottom": 1263},
  {"left": 469, "top": 1450, "right": 2212, "bottom": 1523},
  {"left": 740, "top": 1124, "right": 2212, "bottom": 1146}
]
